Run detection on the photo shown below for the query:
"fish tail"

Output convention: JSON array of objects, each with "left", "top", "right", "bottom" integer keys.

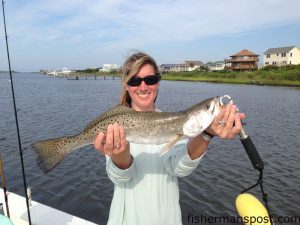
[{"left": 31, "top": 135, "right": 78, "bottom": 173}]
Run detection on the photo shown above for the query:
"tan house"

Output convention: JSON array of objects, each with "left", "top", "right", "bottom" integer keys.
[
  {"left": 225, "top": 49, "right": 259, "bottom": 71},
  {"left": 263, "top": 46, "right": 300, "bottom": 67}
]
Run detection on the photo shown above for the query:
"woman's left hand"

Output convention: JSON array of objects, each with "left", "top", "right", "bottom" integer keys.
[{"left": 206, "top": 101, "right": 246, "bottom": 139}]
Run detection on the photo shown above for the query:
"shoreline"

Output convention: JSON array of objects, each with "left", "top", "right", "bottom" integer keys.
[
  {"left": 161, "top": 76, "right": 300, "bottom": 87},
  {"left": 160, "top": 67, "right": 300, "bottom": 87},
  {"left": 9, "top": 71, "right": 300, "bottom": 87}
]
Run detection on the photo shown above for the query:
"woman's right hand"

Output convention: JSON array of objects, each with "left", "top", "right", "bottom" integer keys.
[{"left": 94, "top": 123, "right": 132, "bottom": 169}]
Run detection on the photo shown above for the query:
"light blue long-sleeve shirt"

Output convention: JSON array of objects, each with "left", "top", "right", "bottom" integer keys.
[{"left": 106, "top": 139, "right": 205, "bottom": 225}]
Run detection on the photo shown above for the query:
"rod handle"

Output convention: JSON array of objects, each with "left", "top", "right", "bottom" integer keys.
[{"left": 241, "top": 136, "right": 264, "bottom": 171}]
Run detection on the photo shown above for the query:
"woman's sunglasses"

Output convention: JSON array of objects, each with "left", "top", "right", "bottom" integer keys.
[{"left": 127, "top": 74, "right": 161, "bottom": 87}]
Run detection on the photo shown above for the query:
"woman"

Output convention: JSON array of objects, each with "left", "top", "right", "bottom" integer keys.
[{"left": 94, "top": 52, "right": 245, "bottom": 225}]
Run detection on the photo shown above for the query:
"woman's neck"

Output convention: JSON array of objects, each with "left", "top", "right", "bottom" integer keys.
[{"left": 132, "top": 103, "right": 155, "bottom": 112}]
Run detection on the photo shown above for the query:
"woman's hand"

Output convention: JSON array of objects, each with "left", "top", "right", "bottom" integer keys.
[
  {"left": 206, "top": 101, "right": 246, "bottom": 139},
  {"left": 94, "top": 123, "right": 132, "bottom": 169}
]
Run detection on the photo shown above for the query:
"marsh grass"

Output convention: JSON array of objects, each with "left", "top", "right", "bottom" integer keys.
[{"left": 162, "top": 65, "right": 300, "bottom": 86}]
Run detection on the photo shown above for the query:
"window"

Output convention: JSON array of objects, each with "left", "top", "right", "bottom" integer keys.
[
  {"left": 265, "top": 62, "right": 269, "bottom": 65},
  {"left": 281, "top": 53, "right": 286, "bottom": 57},
  {"left": 290, "top": 61, "right": 292, "bottom": 64},
  {"left": 290, "top": 52, "right": 293, "bottom": 57},
  {"left": 277, "top": 53, "right": 279, "bottom": 56},
  {"left": 266, "top": 54, "right": 270, "bottom": 58},
  {"left": 272, "top": 61, "right": 277, "bottom": 65}
]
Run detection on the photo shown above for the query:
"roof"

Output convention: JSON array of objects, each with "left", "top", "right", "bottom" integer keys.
[
  {"left": 230, "top": 49, "right": 259, "bottom": 57},
  {"left": 160, "top": 64, "right": 177, "bottom": 67},
  {"left": 263, "top": 46, "right": 296, "bottom": 54},
  {"left": 183, "top": 61, "right": 205, "bottom": 66},
  {"left": 160, "top": 64, "right": 186, "bottom": 67}
]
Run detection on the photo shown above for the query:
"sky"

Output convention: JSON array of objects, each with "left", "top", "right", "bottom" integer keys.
[{"left": 0, "top": 0, "right": 300, "bottom": 72}]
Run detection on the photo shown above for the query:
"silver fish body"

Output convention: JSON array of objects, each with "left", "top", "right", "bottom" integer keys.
[{"left": 32, "top": 96, "right": 222, "bottom": 172}]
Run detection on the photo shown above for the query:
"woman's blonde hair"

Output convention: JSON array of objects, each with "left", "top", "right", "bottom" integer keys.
[{"left": 120, "top": 52, "right": 160, "bottom": 107}]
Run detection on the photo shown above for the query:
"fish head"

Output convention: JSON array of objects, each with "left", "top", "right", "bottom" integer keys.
[{"left": 183, "top": 96, "right": 223, "bottom": 137}]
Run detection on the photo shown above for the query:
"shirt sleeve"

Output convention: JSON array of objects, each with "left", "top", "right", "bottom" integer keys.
[
  {"left": 106, "top": 155, "right": 136, "bottom": 185},
  {"left": 163, "top": 139, "right": 206, "bottom": 177}
]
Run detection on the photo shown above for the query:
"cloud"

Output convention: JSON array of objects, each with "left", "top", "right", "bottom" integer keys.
[{"left": 1, "top": 0, "right": 300, "bottom": 70}]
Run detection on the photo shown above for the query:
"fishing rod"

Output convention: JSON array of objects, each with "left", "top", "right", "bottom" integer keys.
[
  {"left": 239, "top": 128, "right": 273, "bottom": 225},
  {"left": 1, "top": 1, "right": 32, "bottom": 224},
  {"left": 220, "top": 95, "right": 273, "bottom": 225}
]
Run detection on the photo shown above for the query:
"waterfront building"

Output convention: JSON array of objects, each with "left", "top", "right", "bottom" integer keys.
[
  {"left": 183, "top": 61, "right": 206, "bottom": 71},
  {"left": 46, "top": 68, "right": 73, "bottom": 76},
  {"left": 225, "top": 49, "right": 259, "bottom": 71},
  {"left": 99, "top": 64, "right": 118, "bottom": 72},
  {"left": 206, "top": 61, "right": 225, "bottom": 71},
  {"left": 262, "top": 46, "right": 300, "bottom": 67},
  {"left": 61, "top": 68, "right": 72, "bottom": 74},
  {"left": 160, "top": 64, "right": 186, "bottom": 73},
  {"left": 160, "top": 61, "right": 205, "bottom": 73}
]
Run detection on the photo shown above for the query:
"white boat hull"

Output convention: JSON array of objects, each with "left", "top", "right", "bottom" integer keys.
[{"left": 0, "top": 188, "right": 97, "bottom": 225}]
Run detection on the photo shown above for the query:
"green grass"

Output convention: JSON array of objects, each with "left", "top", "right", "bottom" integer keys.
[
  {"left": 70, "top": 65, "right": 300, "bottom": 86},
  {"left": 161, "top": 65, "right": 300, "bottom": 86}
]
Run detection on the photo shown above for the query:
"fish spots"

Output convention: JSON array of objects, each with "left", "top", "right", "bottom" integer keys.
[{"left": 32, "top": 98, "right": 220, "bottom": 172}]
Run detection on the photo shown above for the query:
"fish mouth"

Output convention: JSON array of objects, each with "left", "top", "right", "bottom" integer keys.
[
  {"left": 211, "top": 95, "right": 232, "bottom": 116},
  {"left": 211, "top": 95, "right": 229, "bottom": 116},
  {"left": 219, "top": 95, "right": 232, "bottom": 106}
]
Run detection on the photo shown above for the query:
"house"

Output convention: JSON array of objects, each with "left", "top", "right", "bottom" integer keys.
[
  {"left": 160, "top": 64, "right": 186, "bottom": 73},
  {"left": 61, "top": 68, "right": 72, "bottom": 75},
  {"left": 46, "top": 68, "right": 73, "bottom": 76},
  {"left": 206, "top": 61, "right": 225, "bottom": 71},
  {"left": 225, "top": 49, "right": 259, "bottom": 71},
  {"left": 99, "top": 64, "right": 118, "bottom": 72},
  {"left": 263, "top": 46, "right": 300, "bottom": 67},
  {"left": 160, "top": 60, "right": 205, "bottom": 73}
]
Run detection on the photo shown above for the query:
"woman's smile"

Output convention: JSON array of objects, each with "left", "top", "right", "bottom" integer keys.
[{"left": 127, "top": 64, "right": 159, "bottom": 112}]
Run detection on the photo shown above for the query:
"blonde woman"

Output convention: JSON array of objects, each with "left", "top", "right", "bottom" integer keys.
[{"left": 94, "top": 52, "right": 245, "bottom": 225}]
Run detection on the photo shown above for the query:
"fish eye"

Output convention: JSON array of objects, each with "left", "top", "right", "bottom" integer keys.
[{"left": 206, "top": 103, "right": 210, "bottom": 110}]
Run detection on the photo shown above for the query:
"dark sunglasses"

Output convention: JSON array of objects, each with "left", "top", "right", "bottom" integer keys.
[{"left": 127, "top": 74, "right": 161, "bottom": 87}]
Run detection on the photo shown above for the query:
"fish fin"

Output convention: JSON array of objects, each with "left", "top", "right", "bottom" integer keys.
[
  {"left": 31, "top": 136, "right": 76, "bottom": 173},
  {"left": 160, "top": 134, "right": 184, "bottom": 156}
]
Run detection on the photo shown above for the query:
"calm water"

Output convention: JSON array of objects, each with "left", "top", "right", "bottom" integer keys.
[{"left": 0, "top": 73, "right": 299, "bottom": 225}]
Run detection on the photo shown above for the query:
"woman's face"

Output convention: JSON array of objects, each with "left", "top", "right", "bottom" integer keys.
[{"left": 126, "top": 64, "right": 159, "bottom": 112}]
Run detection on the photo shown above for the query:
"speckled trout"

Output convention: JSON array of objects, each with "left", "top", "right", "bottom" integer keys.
[{"left": 32, "top": 96, "right": 225, "bottom": 172}]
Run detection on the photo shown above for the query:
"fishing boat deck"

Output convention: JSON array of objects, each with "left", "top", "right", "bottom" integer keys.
[{"left": 0, "top": 188, "right": 97, "bottom": 225}]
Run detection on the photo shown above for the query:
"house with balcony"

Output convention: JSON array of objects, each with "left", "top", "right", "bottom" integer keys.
[
  {"left": 225, "top": 49, "right": 259, "bottom": 71},
  {"left": 263, "top": 46, "right": 300, "bottom": 67}
]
